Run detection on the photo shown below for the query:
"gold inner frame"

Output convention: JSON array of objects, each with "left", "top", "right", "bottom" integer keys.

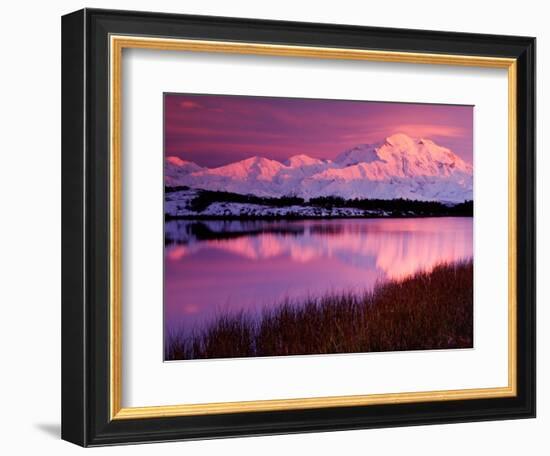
[{"left": 109, "top": 35, "right": 518, "bottom": 420}]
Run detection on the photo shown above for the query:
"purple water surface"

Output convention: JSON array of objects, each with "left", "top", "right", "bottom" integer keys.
[{"left": 164, "top": 217, "right": 473, "bottom": 336}]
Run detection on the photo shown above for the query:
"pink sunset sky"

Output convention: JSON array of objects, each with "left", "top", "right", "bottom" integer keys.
[{"left": 164, "top": 94, "right": 473, "bottom": 168}]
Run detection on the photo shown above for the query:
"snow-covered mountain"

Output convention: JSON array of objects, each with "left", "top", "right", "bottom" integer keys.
[
  {"left": 165, "top": 156, "right": 203, "bottom": 186},
  {"left": 284, "top": 154, "right": 328, "bottom": 168},
  {"left": 165, "top": 133, "right": 473, "bottom": 203}
]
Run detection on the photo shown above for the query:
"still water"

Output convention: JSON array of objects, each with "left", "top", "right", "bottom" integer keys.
[{"left": 164, "top": 217, "right": 473, "bottom": 334}]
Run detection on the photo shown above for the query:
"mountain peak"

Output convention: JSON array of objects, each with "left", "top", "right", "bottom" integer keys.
[
  {"left": 165, "top": 135, "right": 472, "bottom": 202},
  {"left": 375, "top": 133, "right": 472, "bottom": 177},
  {"left": 385, "top": 133, "right": 416, "bottom": 147},
  {"left": 335, "top": 143, "right": 380, "bottom": 166},
  {"left": 204, "top": 155, "right": 284, "bottom": 181},
  {"left": 165, "top": 156, "right": 202, "bottom": 170},
  {"left": 238, "top": 155, "right": 277, "bottom": 166},
  {"left": 164, "top": 156, "right": 203, "bottom": 185},
  {"left": 285, "top": 154, "right": 324, "bottom": 167},
  {"left": 166, "top": 156, "right": 187, "bottom": 166}
]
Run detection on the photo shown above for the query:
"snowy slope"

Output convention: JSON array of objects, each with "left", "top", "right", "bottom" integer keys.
[
  {"left": 164, "top": 156, "right": 203, "bottom": 186},
  {"left": 166, "top": 134, "right": 473, "bottom": 202},
  {"left": 284, "top": 154, "right": 328, "bottom": 168},
  {"left": 165, "top": 188, "right": 388, "bottom": 218}
]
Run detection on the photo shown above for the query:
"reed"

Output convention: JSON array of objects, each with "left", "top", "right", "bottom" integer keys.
[{"left": 166, "top": 260, "right": 473, "bottom": 360}]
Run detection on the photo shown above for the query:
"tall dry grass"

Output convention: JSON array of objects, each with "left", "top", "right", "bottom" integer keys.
[{"left": 166, "top": 260, "right": 473, "bottom": 360}]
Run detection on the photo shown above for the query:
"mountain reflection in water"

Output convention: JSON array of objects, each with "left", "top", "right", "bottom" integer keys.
[{"left": 164, "top": 217, "right": 473, "bottom": 333}]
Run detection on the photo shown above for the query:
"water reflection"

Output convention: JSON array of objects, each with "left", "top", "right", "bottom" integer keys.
[{"left": 165, "top": 218, "right": 472, "bottom": 332}]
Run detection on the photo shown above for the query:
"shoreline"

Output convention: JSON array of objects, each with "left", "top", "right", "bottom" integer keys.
[
  {"left": 165, "top": 214, "right": 474, "bottom": 221},
  {"left": 166, "top": 260, "right": 474, "bottom": 361},
  {"left": 165, "top": 188, "right": 473, "bottom": 219}
]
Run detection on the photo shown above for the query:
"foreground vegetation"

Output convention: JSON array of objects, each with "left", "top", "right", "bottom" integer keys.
[{"left": 165, "top": 260, "right": 473, "bottom": 360}]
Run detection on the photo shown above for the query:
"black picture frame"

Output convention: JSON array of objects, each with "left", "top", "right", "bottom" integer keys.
[{"left": 62, "top": 8, "right": 536, "bottom": 447}]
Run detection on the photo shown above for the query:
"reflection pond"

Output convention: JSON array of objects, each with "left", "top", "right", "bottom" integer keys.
[{"left": 164, "top": 217, "right": 473, "bottom": 334}]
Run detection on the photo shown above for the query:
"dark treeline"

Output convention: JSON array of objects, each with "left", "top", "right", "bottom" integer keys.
[
  {"left": 309, "top": 196, "right": 473, "bottom": 216},
  {"left": 165, "top": 185, "right": 190, "bottom": 193},
  {"left": 187, "top": 190, "right": 305, "bottom": 213},
  {"left": 166, "top": 187, "right": 473, "bottom": 216}
]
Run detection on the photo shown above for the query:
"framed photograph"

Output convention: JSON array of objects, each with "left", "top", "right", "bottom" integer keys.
[{"left": 61, "top": 8, "right": 536, "bottom": 446}]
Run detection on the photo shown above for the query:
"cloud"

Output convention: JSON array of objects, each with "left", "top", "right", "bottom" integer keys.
[
  {"left": 389, "top": 124, "right": 467, "bottom": 139},
  {"left": 165, "top": 94, "right": 472, "bottom": 166},
  {"left": 179, "top": 100, "right": 203, "bottom": 110}
]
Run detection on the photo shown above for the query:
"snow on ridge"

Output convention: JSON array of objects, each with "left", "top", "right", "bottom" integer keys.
[
  {"left": 335, "top": 143, "right": 383, "bottom": 166},
  {"left": 164, "top": 188, "right": 389, "bottom": 219},
  {"left": 284, "top": 154, "right": 326, "bottom": 167},
  {"left": 166, "top": 156, "right": 186, "bottom": 166},
  {"left": 164, "top": 156, "right": 203, "bottom": 186},
  {"left": 165, "top": 134, "right": 473, "bottom": 203}
]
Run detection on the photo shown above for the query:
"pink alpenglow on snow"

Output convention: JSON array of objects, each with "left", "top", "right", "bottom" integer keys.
[
  {"left": 163, "top": 93, "right": 474, "bottom": 361},
  {"left": 164, "top": 94, "right": 473, "bottom": 203},
  {"left": 165, "top": 131, "right": 473, "bottom": 202}
]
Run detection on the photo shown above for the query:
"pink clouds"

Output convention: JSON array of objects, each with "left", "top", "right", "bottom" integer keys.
[
  {"left": 165, "top": 94, "right": 473, "bottom": 167},
  {"left": 386, "top": 124, "right": 467, "bottom": 139},
  {"left": 179, "top": 100, "right": 202, "bottom": 110}
]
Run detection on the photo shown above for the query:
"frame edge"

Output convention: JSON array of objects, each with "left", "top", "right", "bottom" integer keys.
[
  {"left": 61, "top": 8, "right": 88, "bottom": 447},
  {"left": 62, "top": 8, "right": 537, "bottom": 446}
]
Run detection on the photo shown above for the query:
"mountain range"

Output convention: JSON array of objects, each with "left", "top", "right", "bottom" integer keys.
[{"left": 165, "top": 133, "right": 473, "bottom": 203}]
